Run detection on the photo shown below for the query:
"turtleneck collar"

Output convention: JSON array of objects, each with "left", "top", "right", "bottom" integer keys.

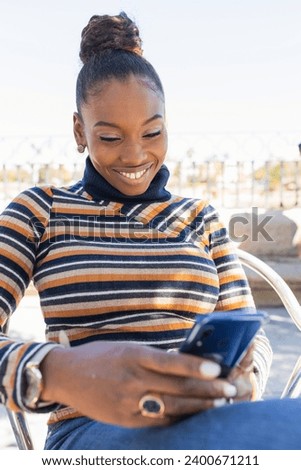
[{"left": 82, "top": 157, "right": 171, "bottom": 204}]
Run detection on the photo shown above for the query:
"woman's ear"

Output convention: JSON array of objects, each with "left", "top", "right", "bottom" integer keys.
[{"left": 73, "top": 112, "right": 86, "bottom": 147}]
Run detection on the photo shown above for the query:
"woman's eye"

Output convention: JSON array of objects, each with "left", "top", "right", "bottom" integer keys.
[
  {"left": 143, "top": 130, "right": 161, "bottom": 139},
  {"left": 100, "top": 136, "right": 121, "bottom": 142}
]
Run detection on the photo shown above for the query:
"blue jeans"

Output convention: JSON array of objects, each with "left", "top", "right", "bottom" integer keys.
[{"left": 44, "top": 398, "right": 301, "bottom": 450}]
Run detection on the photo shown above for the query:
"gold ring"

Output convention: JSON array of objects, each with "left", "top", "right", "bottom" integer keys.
[{"left": 138, "top": 394, "right": 166, "bottom": 418}]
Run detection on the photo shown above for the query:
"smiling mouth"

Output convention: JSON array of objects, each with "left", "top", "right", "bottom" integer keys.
[{"left": 118, "top": 167, "right": 149, "bottom": 180}]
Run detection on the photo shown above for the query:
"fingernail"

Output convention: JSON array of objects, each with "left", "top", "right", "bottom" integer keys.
[
  {"left": 223, "top": 383, "right": 237, "bottom": 398},
  {"left": 213, "top": 398, "right": 227, "bottom": 408},
  {"left": 199, "top": 361, "right": 221, "bottom": 378}
]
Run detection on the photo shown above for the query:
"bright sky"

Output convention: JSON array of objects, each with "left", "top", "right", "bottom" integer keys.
[{"left": 0, "top": 0, "right": 300, "bottom": 159}]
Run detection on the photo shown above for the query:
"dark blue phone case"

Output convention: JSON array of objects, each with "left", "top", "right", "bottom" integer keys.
[{"left": 179, "top": 309, "right": 269, "bottom": 377}]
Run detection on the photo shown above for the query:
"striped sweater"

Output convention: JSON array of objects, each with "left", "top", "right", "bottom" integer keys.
[{"left": 0, "top": 158, "right": 272, "bottom": 423}]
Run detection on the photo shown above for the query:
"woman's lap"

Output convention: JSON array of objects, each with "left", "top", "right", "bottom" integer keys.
[{"left": 45, "top": 398, "right": 301, "bottom": 450}]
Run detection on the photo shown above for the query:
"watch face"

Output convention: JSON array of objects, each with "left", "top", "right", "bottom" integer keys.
[{"left": 24, "top": 363, "right": 43, "bottom": 407}]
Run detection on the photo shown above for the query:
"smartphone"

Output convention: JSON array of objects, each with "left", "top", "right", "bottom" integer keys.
[{"left": 179, "top": 309, "right": 269, "bottom": 377}]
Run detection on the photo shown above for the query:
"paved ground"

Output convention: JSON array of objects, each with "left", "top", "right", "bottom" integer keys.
[{"left": 0, "top": 295, "right": 301, "bottom": 450}]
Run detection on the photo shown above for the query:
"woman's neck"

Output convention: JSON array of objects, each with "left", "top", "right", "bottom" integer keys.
[{"left": 82, "top": 157, "right": 171, "bottom": 204}]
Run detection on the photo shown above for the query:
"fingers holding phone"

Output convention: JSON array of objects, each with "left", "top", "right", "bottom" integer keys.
[
  {"left": 179, "top": 310, "right": 269, "bottom": 404},
  {"left": 228, "top": 344, "right": 255, "bottom": 402}
]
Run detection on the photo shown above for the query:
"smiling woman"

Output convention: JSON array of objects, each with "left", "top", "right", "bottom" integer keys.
[
  {"left": 73, "top": 13, "right": 167, "bottom": 197},
  {"left": 1, "top": 11, "right": 301, "bottom": 451},
  {"left": 74, "top": 76, "right": 167, "bottom": 196}
]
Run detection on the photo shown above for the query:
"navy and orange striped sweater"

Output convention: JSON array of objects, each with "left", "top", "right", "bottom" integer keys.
[{"left": 0, "top": 158, "right": 272, "bottom": 422}]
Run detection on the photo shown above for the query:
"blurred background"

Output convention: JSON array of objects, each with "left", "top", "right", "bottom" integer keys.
[{"left": 0, "top": 0, "right": 300, "bottom": 211}]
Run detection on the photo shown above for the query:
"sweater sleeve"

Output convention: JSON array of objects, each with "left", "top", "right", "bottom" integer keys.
[
  {"left": 203, "top": 203, "right": 273, "bottom": 397},
  {"left": 0, "top": 187, "right": 60, "bottom": 413}
]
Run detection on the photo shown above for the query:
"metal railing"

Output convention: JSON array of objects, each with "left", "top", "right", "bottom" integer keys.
[
  {"left": 0, "top": 133, "right": 300, "bottom": 209},
  {"left": 168, "top": 158, "right": 301, "bottom": 209}
]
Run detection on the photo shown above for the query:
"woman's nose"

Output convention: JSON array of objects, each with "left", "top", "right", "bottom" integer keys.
[{"left": 119, "top": 142, "right": 147, "bottom": 165}]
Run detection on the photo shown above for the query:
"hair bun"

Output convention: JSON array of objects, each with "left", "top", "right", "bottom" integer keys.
[{"left": 79, "top": 12, "right": 143, "bottom": 64}]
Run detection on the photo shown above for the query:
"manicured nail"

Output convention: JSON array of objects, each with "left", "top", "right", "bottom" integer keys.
[
  {"left": 223, "top": 383, "right": 237, "bottom": 398},
  {"left": 199, "top": 361, "right": 221, "bottom": 378},
  {"left": 213, "top": 398, "right": 227, "bottom": 408}
]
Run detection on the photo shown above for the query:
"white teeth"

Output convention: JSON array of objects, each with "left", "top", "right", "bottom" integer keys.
[{"left": 119, "top": 169, "right": 147, "bottom": 180}]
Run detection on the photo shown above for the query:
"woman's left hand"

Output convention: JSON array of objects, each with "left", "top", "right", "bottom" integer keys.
[{"left": 227, "top": 344, "right": 255, "bottom": 402}]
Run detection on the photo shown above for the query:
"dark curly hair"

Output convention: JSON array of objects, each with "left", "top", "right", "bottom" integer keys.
[{"left": 76, "top": 12, "right": 164, "bottom": 112}]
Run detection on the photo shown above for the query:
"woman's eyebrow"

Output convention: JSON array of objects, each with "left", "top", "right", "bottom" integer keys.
[
  {"left": 93, "top": 120, "right": 119, "bottom": 129},
  {"left": 93, "top": 113, "right": 163, "bottom": 129},
  {"left": 142, "top": 113, "right": 164, "bottom": 125}
]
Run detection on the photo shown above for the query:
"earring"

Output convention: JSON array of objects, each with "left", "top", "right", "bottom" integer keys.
[{"left": 77, "top": 144, "right": 86, "bottom": 154}]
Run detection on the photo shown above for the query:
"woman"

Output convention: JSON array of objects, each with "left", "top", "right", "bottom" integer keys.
[{"left": 0, "top": 12, "right": 300, "bottom": 450}]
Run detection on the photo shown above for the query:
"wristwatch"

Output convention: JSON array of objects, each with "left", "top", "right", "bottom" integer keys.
[
  {"left": 22, "top": 344, "right": 62, "bottom": 410},
  {"left": 23, "top": 360, "right": 44, "bottom": 408}
]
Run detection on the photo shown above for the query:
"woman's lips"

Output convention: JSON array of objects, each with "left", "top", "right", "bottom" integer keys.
[
  {"left": 115, "top": 164, "right": 153, "bottom": 182},
  {"left": 118, "top": 168, "right": 148, "bottom": 180}
]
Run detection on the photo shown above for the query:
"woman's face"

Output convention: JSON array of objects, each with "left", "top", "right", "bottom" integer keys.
[{"left": 74, "top": 75, "right": 167, "bottom": 197}]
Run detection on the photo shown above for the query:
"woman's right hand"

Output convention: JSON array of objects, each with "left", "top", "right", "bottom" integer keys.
[{"left": 40, "top": 342, "right": 237, "bottom": 428}]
